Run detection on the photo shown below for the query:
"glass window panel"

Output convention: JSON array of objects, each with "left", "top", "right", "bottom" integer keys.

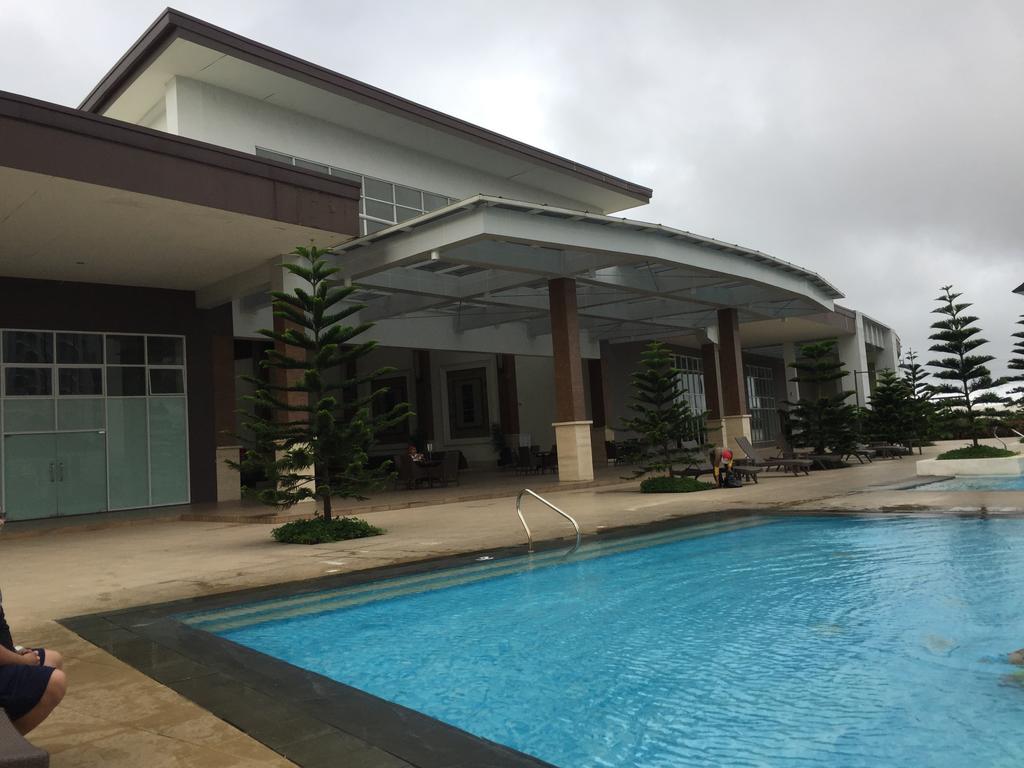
[
  {"left": 58, "top": 368, "right": 103, "bottom": 396},
  {"left": 107, "top": 367, "right": 146, "bottom": 396},
  {"left": 147, "top": 337, "right": 184, "bottom": 366},
  {"left": 3, "top": 331, "right": 53, "bottom": 364},
  {"left": 255, "top": 147, "right": 294, "bottom": 165},
  {"left": 363, "top": 178, "right": 393, "bottom": 202},
  {"left": 394, "top": 185, "right": 422, "bottom": 208},
  {"left": 3, "top": 399, "right": 54, "bottom": 432},
  {"left": 330, "top": 167, "right": 362, "bottom": 184},
  {"left": 422, "top": 192, "right": 449, "bottom": 211},
  {"left": 364, "top": 199, "right": 395, "bottom": 221},
  {"left": 446, "top": 367, "right": 489, "bottom": 439},
  {"left": 106, "top": 335, "right": 145, "bottom": 364},
  {"left": 363, "top": 220, "right": 389, "bottom": 235},
  {"left": 149, "top": 397, "right": 188, "bottom": 506},
  {"left": 56, "top": 333, "right": 103, "bottom": 364},
  {"left": 57, "top": 399, "right": 105, "bottom": 430},
  {"left": 5, "top": 367, "right": 52, "bottom": 396},
  {"left": 107, "top": 398, "right": 150, "bottom": 509},
  {"left": 294, "top": 158, "right": 329, "bottom": 174},
  {"left": 395, "top": 206, "right": 421, "bottom": 223},
  {"left": 150, "top": 369, "right": 184, "bottom": 395}
]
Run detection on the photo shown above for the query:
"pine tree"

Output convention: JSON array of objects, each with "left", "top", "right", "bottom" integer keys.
[
  {"left": 231, "top": 246, "right": 410, "bottom": 520},
  {"left": 785, "top": 340, "right": 858, "bottom": 455},
  {"left": 927, "top": 285, "right": 1003, "bottom": 447},
  {"left": 899, "top": 348, "right": 937, "bottom": 450},
  {"left": 1008, "top": 314, "right": 1024, "bottom": 412},
  {"left": 621, "top": 341, "right": 696, "bottom": 477},
  {"left": 866, "top": 369, "right": 914, "bottom": 445}
]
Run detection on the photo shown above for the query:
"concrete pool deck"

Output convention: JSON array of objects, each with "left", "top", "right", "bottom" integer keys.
[{"left": 1, "top": 439, "right": 1022, "bottom": 767}]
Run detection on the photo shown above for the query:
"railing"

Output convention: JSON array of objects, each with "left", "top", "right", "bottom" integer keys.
[{"left": 515, "top": 489, "right": 582, "bottom": 556}]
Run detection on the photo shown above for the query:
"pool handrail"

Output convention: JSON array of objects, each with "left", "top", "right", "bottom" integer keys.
[{"left": 515, "top": 488, "right": 582, "bottom": 556}]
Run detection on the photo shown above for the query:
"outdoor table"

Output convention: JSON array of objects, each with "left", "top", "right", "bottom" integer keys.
[{"left": 535, "top": 451, "right": 556, "bottom": 474}]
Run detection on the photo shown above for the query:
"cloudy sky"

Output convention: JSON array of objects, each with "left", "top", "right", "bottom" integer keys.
[{"left": 2, "top": 0, "right": 1022, "bottom": 377}]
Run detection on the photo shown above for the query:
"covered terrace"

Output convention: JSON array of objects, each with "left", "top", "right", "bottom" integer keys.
[{"left": 330, "top": 195, "right": 844, "bottom": 481}]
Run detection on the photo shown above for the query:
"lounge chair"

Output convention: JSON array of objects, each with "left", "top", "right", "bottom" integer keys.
[
  {"left": 734, "top": 436, "right": 811, "bottom": 476},
  {"left": 673, "top": 440, "right": 761, "bottom": 484},
  {"left": 842, "top": 444, "right": 877, "bottom": 464}
]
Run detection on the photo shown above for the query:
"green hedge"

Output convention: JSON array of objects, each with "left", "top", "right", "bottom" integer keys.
[
  {"left": 936, "top": 446, "right": 1016, "bottom": 460},
  {"left": 640, "top": 476, "right": 715, "bottom": 494},
  {"left": 272, "top": 516, "right": 384, "bottom": 544}
]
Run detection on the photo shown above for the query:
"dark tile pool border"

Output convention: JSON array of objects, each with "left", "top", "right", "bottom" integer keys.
[{"left": 59, "top": 509, "right": 1009, "bottom": 767}]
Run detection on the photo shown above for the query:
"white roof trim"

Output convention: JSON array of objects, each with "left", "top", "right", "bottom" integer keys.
[{"left": 333, "top": 194, "right": 843, "bottom": 300}]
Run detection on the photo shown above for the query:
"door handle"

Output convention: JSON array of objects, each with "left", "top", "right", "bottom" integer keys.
[
  {"left": 57, "top": 462, "right": 64, "bottom": 482},
  {"left": 49, "top": 462, "right": 55, "bottom": 482}
]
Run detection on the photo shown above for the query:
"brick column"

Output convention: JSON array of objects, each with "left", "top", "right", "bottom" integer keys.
[
  {"left": 548, "top": 278, "right": 594, "bottom": 481},
  {"left": 716, "top": 308, "right": 752, "bottom": 452}
]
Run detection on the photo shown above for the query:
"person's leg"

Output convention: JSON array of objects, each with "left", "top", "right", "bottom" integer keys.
[
  {"left": 12, "top": 669, "right": 66, "bottom": 735},
  {"left": 40, "top": 648, "right": 63, "bottom": 670}
]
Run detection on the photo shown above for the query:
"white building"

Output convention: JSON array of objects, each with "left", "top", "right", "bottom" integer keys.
[{"left": 0, "top": 9, "right": 899, "bottom": 520}]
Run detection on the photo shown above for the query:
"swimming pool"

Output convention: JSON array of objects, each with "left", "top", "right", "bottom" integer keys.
[
  {"left": 913, "top": 475, "right": 1024, "bottom": 491},
  {"left": 186, "top": 516, "right": 1024, "bottom": 767}
]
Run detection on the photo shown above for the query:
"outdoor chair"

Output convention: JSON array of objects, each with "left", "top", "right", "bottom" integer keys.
[
  {"left": 734, "top": 436, "right": 811, "bottom": 476},
  {"left": 396, "top": 454, "right": 431, "bottom": 489},
  {"left": 514, "top": 446, "right": 540, "bottom": 476},
  {"left": 0, "top": 711, "right": 48, "bottom": 767},
  {"left": 435, "top": 450, "right": 461, "bottom": 486}
]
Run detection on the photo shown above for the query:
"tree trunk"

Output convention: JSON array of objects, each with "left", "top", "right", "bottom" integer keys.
[{"left": 322, "top": 491, "right": 333, "bottom": 522}]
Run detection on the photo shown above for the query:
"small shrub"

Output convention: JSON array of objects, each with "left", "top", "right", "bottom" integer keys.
[
  {"left": 272, "top": 516, "right": 384, "bottom": 544},
  {"left": 640, "top": 476, "right": 714, "bottom": 494},
  {"left": 936, "top": 446, "right": 1016, "bottom": 460}
]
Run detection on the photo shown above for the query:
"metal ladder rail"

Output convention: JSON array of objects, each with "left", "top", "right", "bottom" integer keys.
[
  {"left": 515, "top": 488, "right": 582, "bottom": 555},
  {"left": 993, "top": 426, "right": 1024, "bottom": 451}
]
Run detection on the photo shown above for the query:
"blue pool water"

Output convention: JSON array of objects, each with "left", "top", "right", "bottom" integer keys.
[
  {"left": 914, "top": 475, "right": 1024, "bottom": 491},
  {"left": 190, "top": 517, "right": 1024, "bottom": 767}
]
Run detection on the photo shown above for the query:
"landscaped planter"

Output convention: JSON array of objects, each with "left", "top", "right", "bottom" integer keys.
[{"left": 916, "top": 454, "right": 1024, "bottom": 477}]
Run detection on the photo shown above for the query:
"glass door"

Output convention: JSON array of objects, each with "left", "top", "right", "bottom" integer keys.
[
  {"left": 3, "top": 434, "right": 59, "bottom": 521},
  {"left": 56, "top": 431, "right": 107, "bottom": 516}
]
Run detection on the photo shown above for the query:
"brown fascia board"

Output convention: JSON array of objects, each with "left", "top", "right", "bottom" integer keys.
[
  {"left": 80, "top": 8, "right": 653, "bottom": 206},
  {"left": 0, "top": 90, "right": 361, "bottom": 234}
]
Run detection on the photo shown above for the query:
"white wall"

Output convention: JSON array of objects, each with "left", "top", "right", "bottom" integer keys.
[
  {"left": 431, "top": 350, "right": 500, "bottom": 464},
  {"left": 837, "top": 312, "right": 871, "bottom": 407},
  {"left": 165, "top": 77, "right": 594, "bottom": 211},
  {"left": 515, "top": 356, "right": 556, "bottom": 450}
]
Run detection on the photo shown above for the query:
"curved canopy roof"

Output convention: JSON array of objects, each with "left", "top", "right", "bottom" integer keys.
[{"left": 332, "top": 196, "right": 842, "bottom": 343}]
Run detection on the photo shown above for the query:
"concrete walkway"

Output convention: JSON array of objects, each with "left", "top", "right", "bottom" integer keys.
[{"left": 1, "top": 440, "right": 1021, "bottom": 767}]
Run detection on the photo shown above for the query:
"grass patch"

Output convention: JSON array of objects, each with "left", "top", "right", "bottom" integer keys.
[
  {"left": 640, "top": 476, "right": 715, "bottom": 494},
  {"left": 272, "top": 516, "right": 384, "bottom": 544},
  {"left": 936, "top": 445, "right": 1016, "bottom": 460}
]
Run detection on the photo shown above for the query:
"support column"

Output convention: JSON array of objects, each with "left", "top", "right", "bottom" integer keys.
[
  {"left": 271, "top": 265, "right": 314, "bottom": 502},
  {"left": 717, "top": 308, "right": 752, "bottom": 452},
  {"left": 700, "top": 341, "right": 725, "bottom": 448},
  {"left": 548, "top": 277, "right": 594, "bottom": 482},
  {"left": 587, "top": 356, "right": 608, "bottom": 469},
  {"left": 497, "top": 353, "right": 520, "bottom": 463},
  {"left": 781, "top": 342, "right": 800, "bottom": 405},
  {"left": 415, "top": 350, "right": 434, "bottom": 442},
  {"left": 211, "top": 315, "right": 240, "bottom": 503}
]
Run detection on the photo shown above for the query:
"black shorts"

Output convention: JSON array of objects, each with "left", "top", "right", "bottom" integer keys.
[{"left": 0, "top": 649, "right": 54, "bottom": 721}]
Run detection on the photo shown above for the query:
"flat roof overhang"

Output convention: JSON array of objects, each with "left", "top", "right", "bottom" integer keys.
[
  {"left": 80, "top": 8, "right": 651, "bottom": 214},
  {"left": 331, "top": 196, "right": 844, "bottom": 344},
  {"left": 0, "top": 91, "right": 359, "bottom": 295}
]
